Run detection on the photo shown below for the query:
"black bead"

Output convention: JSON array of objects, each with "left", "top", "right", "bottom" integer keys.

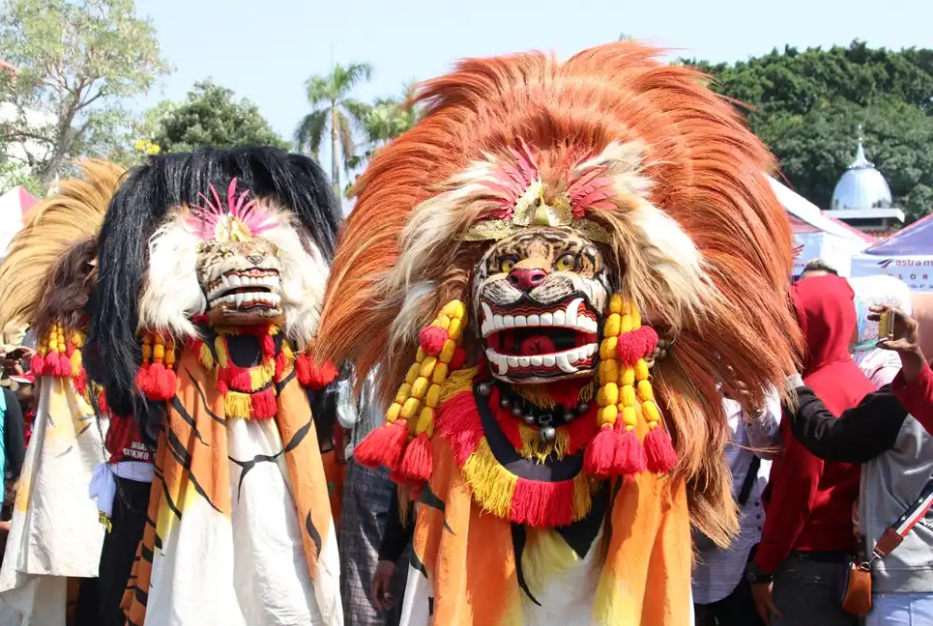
[
  {"left": 499, "top": 397, "right": 511, "bottom": 409},
  {"left": 563, "top": 412, "right": 575, "bottom": 423},
  {"left": 576, "top": 401, "right": 589, "bottom": 414},
  {"left": 523, "top": 413, "right": 536, "bottom": 425},
  {"left": 511, "top": 405, "right": 523, "bottom": 418},
  {"left": 478, "top": 382, "right": 492, "bottom": 396}
]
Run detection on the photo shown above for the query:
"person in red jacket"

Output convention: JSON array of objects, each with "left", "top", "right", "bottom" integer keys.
[{"left": 748, "top": 274, "right": 873, "bottom": 626}]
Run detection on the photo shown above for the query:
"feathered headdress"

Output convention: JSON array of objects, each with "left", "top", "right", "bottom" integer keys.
[
  {"left": 0, "top": 160, "right": 125, "bottom": 332},
  {"left": 315, "top": 42, "right": 802, "bottom": 544},
  {"left": 85, "top": 147, "right": 341, "bottom": 425}
]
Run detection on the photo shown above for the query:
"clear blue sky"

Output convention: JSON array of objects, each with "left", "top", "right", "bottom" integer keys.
[{"left": 134, "top": 0, "right": 933, "bottom": 142}]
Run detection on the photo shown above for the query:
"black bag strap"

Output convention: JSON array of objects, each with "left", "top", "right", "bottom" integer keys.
[{"left": 737, "top": 455, "right": 761, "bottom": 507}]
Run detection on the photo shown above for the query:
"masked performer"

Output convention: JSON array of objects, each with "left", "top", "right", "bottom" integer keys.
[
  {"left": 314, "top": 41, "right": 802, "bottom": 626},
  {"left": 84, "top": 147, "right": 343, "bottom": 626},
  {"left": 0, "top": 161, "right": 125, "bottom": 626}
]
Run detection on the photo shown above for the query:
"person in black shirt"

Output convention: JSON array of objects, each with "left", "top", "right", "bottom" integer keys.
[{"left": 371, "top": 488, "right": 414, "bottom": 623}]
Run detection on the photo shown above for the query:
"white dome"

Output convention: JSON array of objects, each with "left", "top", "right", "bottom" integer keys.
[{"left": 831, "top": 136, "right": 893, "bottom": 211}]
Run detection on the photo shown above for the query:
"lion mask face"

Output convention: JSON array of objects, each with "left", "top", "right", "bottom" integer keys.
[
  {"left": 196, "top": 238, "right": 283, "bottom": 326},
  {"left": 473, "top": 227, "right": 611, "bottom": 384}
]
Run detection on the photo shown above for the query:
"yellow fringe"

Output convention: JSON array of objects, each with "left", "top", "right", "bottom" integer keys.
[
  {"left": 439, "top": 365, "right": 476, "bottom": 404},
  {"left": 514, "top": 380, "right": 595, "bottom": 410},
  {"left": 249, "top": 359, "right": 275, "bottom": 389},
  {"left": 462, "top": 438, "right": 518, "bottom": 518},
  {"left": 572, "top": 473, "right": 595, "bottom": 521},
  {"left": 517, "top": 423, "right": 570, "bottom": 463},
  {"left": 214, "top": 335, "right": 229, "bottom": 369},
  {"left": 224, "top": 391, "right": 252, "bottom": 419},
  {"left": 70, "top": 348, "right": 82, "bottom": 377},
  {"left": 199, "top": 342, "right": 215, "bottom": 370}
]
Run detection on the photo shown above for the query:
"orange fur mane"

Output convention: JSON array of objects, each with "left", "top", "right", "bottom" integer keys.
[{"left": 316, "top": 42, "right": 802, "bottom": 544}]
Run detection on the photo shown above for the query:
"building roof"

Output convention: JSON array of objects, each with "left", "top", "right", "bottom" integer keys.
[{"left": 831, "top": 132, "right": 894, "bottom": 212}]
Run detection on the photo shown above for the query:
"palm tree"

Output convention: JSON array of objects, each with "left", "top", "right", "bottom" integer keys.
[
  {"left": 351, "top": 82, "right": 422, "bottom": 165},
  {"left": 294, "top": 62, "right": 372, "bottom": 193}
]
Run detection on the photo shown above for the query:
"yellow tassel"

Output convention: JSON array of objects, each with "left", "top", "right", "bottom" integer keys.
[
  {"left": 224, "top": 391, "right": 252, "bottom": 419},
  {"left": 572, "top": 473, "right": 594, "bottom": 521},
  {"left": 462, "top": 439, "right": 517, "bottom": 518},
  {"left": 199, "top": 342, "right": 215, "bottom": 370},
  {"left": 214, "top": 336, "right": 229, "bottom": 368},
  {"left": 70, "top": 348, "right": 82, "bottom": 377}
]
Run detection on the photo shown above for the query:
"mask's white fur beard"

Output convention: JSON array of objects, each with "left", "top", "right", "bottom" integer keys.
[{"left": 139, "top": 208, "right": 329, "bottom": 348}]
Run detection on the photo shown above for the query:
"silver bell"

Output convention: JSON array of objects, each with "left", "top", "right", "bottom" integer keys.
[
  {"left": 540, "top": 426, "right": 557, "bottom": 443},
  {"left": 478, "top": 382, "right": 492, "bottom": 397}
]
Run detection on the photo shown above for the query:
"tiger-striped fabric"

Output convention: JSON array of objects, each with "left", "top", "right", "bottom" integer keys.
[
  {"left": 0, "top": 376, "right": 107, "bottom": 626},
  {"left": 122, "top": 347, "right": 341, "bottom": 626},
  {"left": 399, "top": 415, "right": 692, "bottom": 626}
]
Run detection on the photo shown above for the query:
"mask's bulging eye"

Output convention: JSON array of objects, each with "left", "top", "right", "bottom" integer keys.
[
  {"left": 556, "top": 253, "right": 578, "bottom": 272},
  {"left": 223, "top": 250, "right": 233, "bottom": 258},
  {"left": 500, "top": 258, "right": 516, "bottom": 273}
]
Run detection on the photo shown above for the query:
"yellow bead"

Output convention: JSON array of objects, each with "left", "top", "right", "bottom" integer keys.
[
  {"left": 621, "top": 385, "right": 636, "bottom": 407},
  {"left": 415, "top": 407, "right": 434, "bottom": 434},
  {"left": 604, "top": 313, "right": 622, "bottom": 338},
  {"left": 416, "top": 348, "right": 425, "bottom": 362},
  {"left": 153, "top": 345, "right": 165, "bottom": 360},
  {"left": 420, "top": 356, "right": 438, "bottom": 378},
  {"left": 621, "top": 314, "right": 634, "bottom": 334},
  {"left": 643, "top": 400, "right": 661, "bottom": 423},
  {"left": 635, "top": 359, "right": 649, "bottom": 381},
  {"left": 442, "top": 300, "right": 465, "bottom": 319},
  {"left": 632, "top": 308, "right": 642, "bottom": 327},
  {"left": 142, "top": 335, "right": 152, "bottom": 345},
  {"left": 405, "top": 363, "right": 421, "bottom": 385},
  {"left": 637, "top": 380, "right": 654, "bottom": 402},
  {"left": 621, "top": 367, "right": 635, "bottom": 386},
  {"left": 609, "top": 294, "right": 624, "bottom": 314},
  {"left": 623, "top": 406, "right": 637, "bottom": 426},
  {"left": 600, "top": 337, "right": 618, "bottom": 361},
  {"left": 154, "top": 335, "right": 164, "bottom": 346},
  {"left": 599, "top": 359, "right": 619, "bottom": 384},
  {"left": 432, "top": 362, "right": 449, "bottom": 384},
  {"left": 436, "top": 314, "right": 451, "bottom": 331},
  {"left": 599, "top": 405, "right": 618, "bottom": 426},
  {"left": 439, "top": 339, "right": 457, "bottom": 364},
  {"left": 386, "top": 403, "right": 402, "bottom": 423},
  {"left": 395, "top": 383, "right": 412, "bottom": 404},
  {"left": 603, "top": 382, "right": 619, "bottom": 406},
  {"left": 426, "top": 383, "right": 441, "bottom": 408},
  {"left": 448, "top": 318, "right": 463, "bottom": 341},
  {"left": 401, "top": 397, "right": 421, "bottom": 420},
  {"left": 411, "top": 377, "right": 429, "bottom": 400}
]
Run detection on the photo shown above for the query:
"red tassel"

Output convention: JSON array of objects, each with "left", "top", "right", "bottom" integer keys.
[
  {"left": 136, "top": 362, "right": 176, "bottom": 401},
  {"left": 512, "top": 477, "right": 575, "bottom": 527},
  {"left": 583, "top": 424, "right": 623, "bottom": 477},
  {"left": 615, "top": 428, "right": 648, "bottom": 475},
  {"left": 419, "top": 326, "right": 449, "bottom": 356},
  {"left": 352, "top": 420, "right": 408, "bottom": 471},
  {"left": 436, "top": 390, "right": 485, "bottom": 465},
  {"left": 641, "top": 326, "right": 659, "bottom": 356},
  {"left": 225, "top": 367, "right": 252, "bottom": 391},
  {"left": 250, "top": 387, "right": 278, "bottom": 419},
  {"left": 29, "top": 352, "right": 47, "bottom": 376},
  {"left": 295, "top": 355, "right": 338, "bottom": 390},
  {"left": 73, "top": 369, "right": 87, "bottom": 396},
  {"left": 644, "top": 427, "right": 678, "bottom": 473},
  {"left": 449, "top": 347, "right": 467, "bottom": 371},
  {"left": 399, "top": 432, "right": 433, "bottom": 482}
]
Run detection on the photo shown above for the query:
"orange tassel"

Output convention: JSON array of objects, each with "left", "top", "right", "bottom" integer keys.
[
  {"left": 399, "top": 432, "right": 433, "bottom": 482},
  {"left": 353, "top": 420, "right": 408, "bottom": 471},
  {"left": 644, "top": 427, "right": 677, "bottom": 473}
]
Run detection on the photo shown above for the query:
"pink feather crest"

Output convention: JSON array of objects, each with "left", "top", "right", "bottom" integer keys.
[
  {"left": 477, "top": 139, "right": 542, "bottom": 220},
  {"left": 567, "top": 164, "right": 617, "bottom": 217},
  {"left": 187, "top": 178, "right": 277, "bottom": 241}
]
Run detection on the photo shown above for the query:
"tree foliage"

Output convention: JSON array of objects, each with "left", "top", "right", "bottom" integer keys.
[
  {"left": 0, "top": 0, "right": 171, "bottom": 185},
  {"left": 294, "top": 62, "right": 372, "bottom": 193},
  {"left": 685, "top": 41, "right": 933, "bottom": 221},
  {"left": 151, "top": 80, "right": 287, "bottom": 153}
]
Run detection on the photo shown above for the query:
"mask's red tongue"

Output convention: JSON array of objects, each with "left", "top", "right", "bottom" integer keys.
[{"left": 519, "top": 335, "right": 556, "bottom": 356}]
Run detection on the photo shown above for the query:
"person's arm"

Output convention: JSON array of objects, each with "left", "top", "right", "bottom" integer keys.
[
  {"left": 378, "top": 488, "right": 414, "bottom": 564},
  {"left": 753, "top": 418, "right": 824, "bottom": 574},
  {"left": 891, "top": 362, "right": 933, "bottom": 434},
  {"left": 788, "top": 382, "right": 907, "bottom": 464},
  {"left": 3, "top": 389, "right": 25, "bottom": 480}
]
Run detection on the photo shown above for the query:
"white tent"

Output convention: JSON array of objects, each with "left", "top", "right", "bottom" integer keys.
[
  {"left": 0, "top": 186, "right": 35, "bottom": 262},
  {"left": 850, "top": 213, "right": 933, "bottom": 291},
  {"left": 767, "top": 176, "right": 874, "bottom": 277}
]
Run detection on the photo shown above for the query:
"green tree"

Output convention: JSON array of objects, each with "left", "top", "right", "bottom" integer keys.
[
  {"left": 0, "top": 0, "right": 171, "bottom": 185},
  {"left": 294, "top": 62, "right": 372, "bottom": 193},
  {"left": 684, "top": 41, "right": 933, "bottom": 221},
  {"left": 152, "top": 80, "right": 287, "bottom": 153}
]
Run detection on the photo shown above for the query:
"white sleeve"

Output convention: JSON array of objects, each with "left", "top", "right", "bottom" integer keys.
[{"left": 399, "top": 563, "right": 433, "bottom": 626}]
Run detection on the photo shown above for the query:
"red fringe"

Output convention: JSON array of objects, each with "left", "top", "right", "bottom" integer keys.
[
  {"left": 419, "top": 326, "right": 449, "bottom": 356},
  {"left": 30, "top": 353, "right": 47, "bottom": 376},
  {"left": 564, "top": 407, "right": 600, "bottom": 455},
  {"left": 449, "top": 347, "right": 467, "bottom": 371},
  {"left": 274, "top": 351, "right": 288, "bottom": 381},
  {"left": 221, "top": 366, "right": 253, "bottom": 391},
  {"left": 436, "top": 390, "right": 485, "bottom": 465},
  {"left": 136, "top": 362, "right": 177, "bottom": 401},
  {"left": 250, "top": 387, "right": 278, "bottom": 419},
  {"left": 512, "top": 477, "right": 576, "bottom": 527},
  {"left": 583, "top": 424, "right": 623, "bottom": 477},
  {"left": 644, "top": 427, "right": 678, "bottom": 473},
  {"left": 615, "top": 427, "right": 648, "bottom": 475},
  {"left": 261, "top": 333, "right": 275, "bottom": 360},
  {"left": 399, "top": 432, "right": 433, "bottom": 482},
  {"left": 295, "top": 354, "right": 338, "bottom": 390},
  {"left": 73, "top": 369, "right": 87, "bottom": 396},
  {"left": 353, "top": 420, "right": 408, "bottom": 471}
]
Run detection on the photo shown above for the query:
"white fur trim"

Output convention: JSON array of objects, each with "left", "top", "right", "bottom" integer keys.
[{"left": 138, "top": 214, "right": 205, "bottom": 338}]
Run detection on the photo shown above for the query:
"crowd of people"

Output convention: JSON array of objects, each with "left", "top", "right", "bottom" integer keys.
[{"left": 0, "top": 39, "right": 930, "bottom": 626}]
